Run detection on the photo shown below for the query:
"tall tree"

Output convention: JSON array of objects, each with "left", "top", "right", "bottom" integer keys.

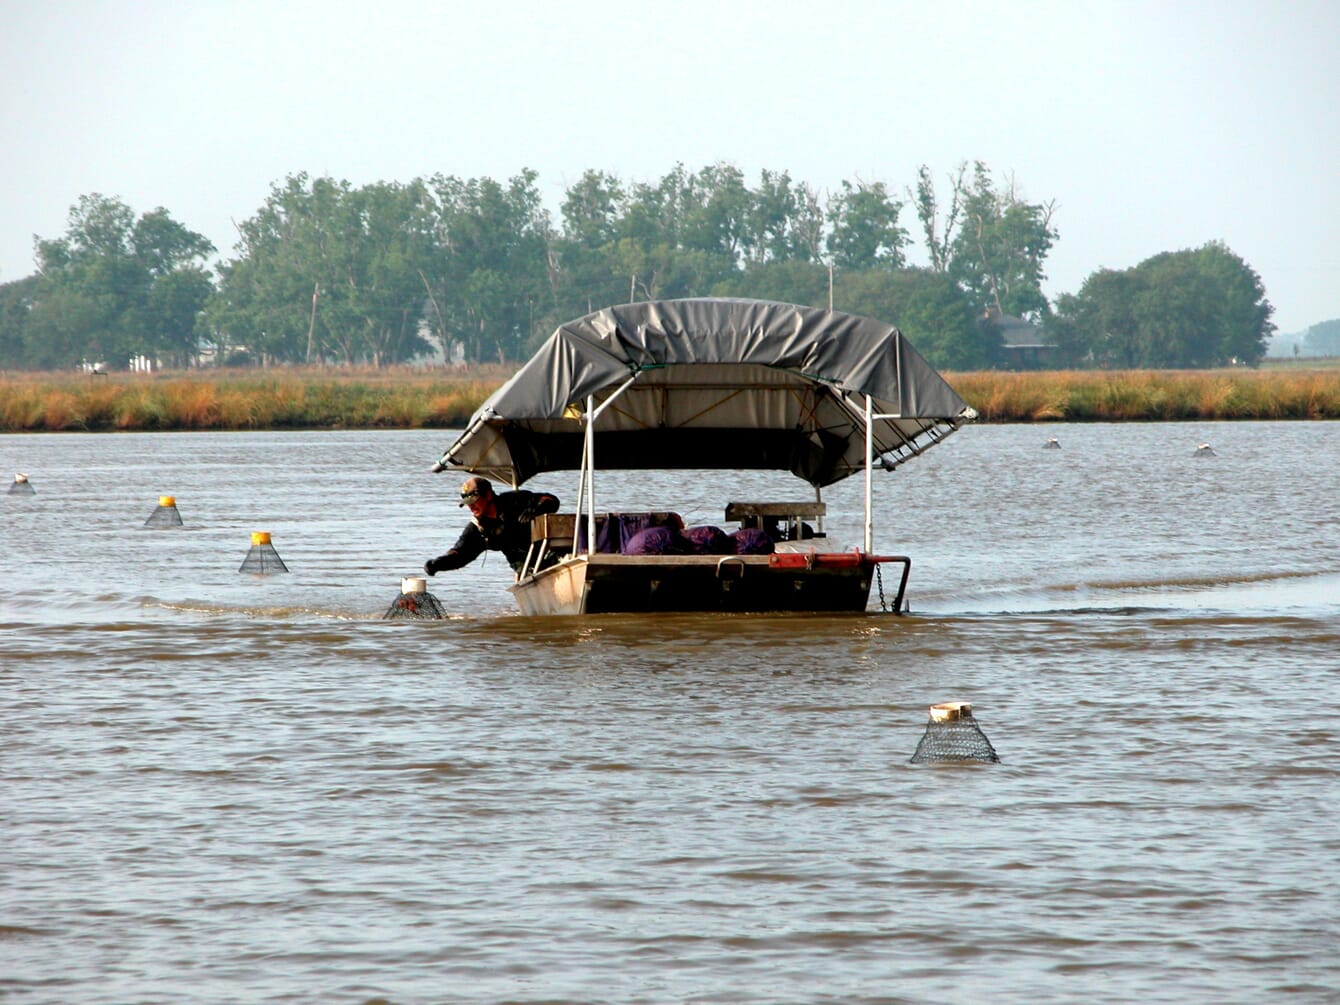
[
  {"left": 210, "top": 174, "right": 440, "bottom": 366},
  {"left": 745, "top": 169, "right": 801, "bottom": 265},
  {"left": 680, "top": 162, "right": 753, "bottom": 263},
  {"left": 427, "top": 170, "right": 553, "bottom": 363},
  {"left": 28, "top": 194, "right": 215, "bottom": 368},
  {"left": 553, "top": 170, "right": 633, "bottom": 317},
  {"left": 910, "top": 162, "right": 967, "bottom": 274},
  {"left": 560, "top": 169, "right": 625, "bottom": 250},
  {"left": 948, "top": 162, "right": 1057, "bottom": 319},
  {"left": 825, "top": 180, "right": 909, "bottom": 270}
]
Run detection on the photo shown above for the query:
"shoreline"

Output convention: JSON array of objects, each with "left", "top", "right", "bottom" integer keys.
[{"left": 2, "top": 364, "right": 1338, "bottom": 432}]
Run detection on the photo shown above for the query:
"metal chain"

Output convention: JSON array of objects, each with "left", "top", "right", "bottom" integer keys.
[{"left": 875, "top": 563, "right": 888, "bottom": 612}]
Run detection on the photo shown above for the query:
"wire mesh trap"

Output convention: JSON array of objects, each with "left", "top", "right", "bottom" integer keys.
[
  {"left": 382, "top": 577, "right": 447, "bottom": 620},
  {"left": 239, "top": 531, "right": 289, "bottom": 574},
  {"left": 143, "top": 495, "right": 183, "bottom": 527},
  {"left": 910, "top": 702, "right": 1000, "bottom": 764},
  {"left": 9, "top": 473, "right": 35, "bottom": 495}
]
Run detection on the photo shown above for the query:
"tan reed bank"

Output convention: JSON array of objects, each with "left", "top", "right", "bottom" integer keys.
[
  {"left": 953, "top": 367, "right": 1340, "bottom": 421},
  {"left": 1, "top": 364, "right": 1338, "bottom": 432}
]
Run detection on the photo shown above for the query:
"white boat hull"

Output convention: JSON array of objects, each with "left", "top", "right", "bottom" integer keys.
[{"left": 509, "top": 552, "right": 908, "bottom": 616}]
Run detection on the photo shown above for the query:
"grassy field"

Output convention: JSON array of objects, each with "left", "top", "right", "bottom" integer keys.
[{"left": 2, "top": 363, "right": 1338, "bottom": 432}]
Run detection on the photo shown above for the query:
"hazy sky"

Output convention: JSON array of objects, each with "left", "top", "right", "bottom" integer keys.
[{"left": 2, "top": 0, "right": 1336, "bottom": 333}]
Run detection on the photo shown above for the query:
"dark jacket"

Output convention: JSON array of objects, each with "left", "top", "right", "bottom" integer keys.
[{"left": 428, "top": 489, "right": 559, "bottom": 573}]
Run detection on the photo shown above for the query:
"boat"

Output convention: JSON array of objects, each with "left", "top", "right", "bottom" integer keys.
[{"left": 430, "top": 298, "right": 975, "bottom": 615}]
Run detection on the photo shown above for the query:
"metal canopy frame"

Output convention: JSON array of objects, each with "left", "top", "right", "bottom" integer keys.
[{"left": 568, "top": 371, "right": 900, "bottom": 559}]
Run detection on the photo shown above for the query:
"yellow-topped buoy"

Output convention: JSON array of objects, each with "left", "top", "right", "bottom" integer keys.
[
  {"left": 144, "top": 494, "right": 183, "bottom": 527},
  {"left": 9, "top": 472, "right": 35, "bottom": 495},
  {"left": 239, "top": 531, "right": 288, "bottom": 574}
]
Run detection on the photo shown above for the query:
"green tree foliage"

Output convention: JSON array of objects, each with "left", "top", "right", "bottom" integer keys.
[
  {"left": 910, "top": 163, "right": 966, "bottom": 274},
  {"left": 825, "top": 180, "right": 909, "bottom": 270},
  {"left": 549, "top": 163, "right": 741, "bottom": 317},
  {"left": 32, "top": 162, "right": 1299, "bottom": 376},
  {"left": 713, "top": 260, "right": 831, "bottom": 307},
  {"left": 18, "top": 195, "right": 215, "bottom": 368},
  {"left": 426, "top": 170, "right": 554, "bottom": 362},
  {"left": 0, "top": 276, "right": 41, "bottom": 365},
  {"left": 948, "top": 162, "right": 1057, "bottom": 319},
  {"left": 209, "top": 174, "right": 439, "bottom": 365},
  {"left": 836, "top": 268, "right": 992, "bottom": 369},
  {"left": 1052, "top": 242, "right": 1275, "bottom": 367},
  {"left": 714, "top": 263, "right": 988, "bottom": 371}
]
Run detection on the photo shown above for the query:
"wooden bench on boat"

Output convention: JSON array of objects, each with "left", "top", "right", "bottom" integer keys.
[{"left": 724, "top": 500, "right": 827, "bottom": 541}]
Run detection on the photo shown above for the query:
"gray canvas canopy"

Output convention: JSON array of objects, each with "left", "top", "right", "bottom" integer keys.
[{"left": 434, "top": 298, "right": 975, "bottom": 489}]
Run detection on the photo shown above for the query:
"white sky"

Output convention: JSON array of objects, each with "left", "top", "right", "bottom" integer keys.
[{"left": 2, "top": 0, "right": 1336, "bottom": 334}]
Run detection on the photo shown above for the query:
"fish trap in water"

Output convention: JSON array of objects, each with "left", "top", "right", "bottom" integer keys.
[
  {"left": 9, "top": 472, "right": 34, "bottom": 495},
  {"left": 239, "top": 531, "right": 289, "bottom": 574},
  {"left": 383, "top": 576, "right": 447, "bottom": 620},
  {"left": 910, "top": 702, "right": 999, "bottom": 764},
  {"left": 144, "top": 495, "right": 183, "bottom": 527}
]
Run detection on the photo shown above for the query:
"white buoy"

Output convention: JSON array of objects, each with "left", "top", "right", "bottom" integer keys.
[
  {"left": 143, "top": 494, "right": 183, "bottom": 527},
  {"left": 239, "top": 531, "right": 289, "bottom": 574},
  {"left": 1043, "top": 436, "right": 1061, "bottom": 449},
  {"left": 382, "top": 576, "right": 447, "bottom": 619},
  {"left": 929, "top": 701, "right": 974, "bottom": 722},
  {"left": 911, "top": 701, "right": 1000, "bottom": 763},
  {"left": 1195, "top": 443, "right": 1216, "bottom": 456},
  {"left": 8, "top": 472, "right": 35, "bottom": 495}
]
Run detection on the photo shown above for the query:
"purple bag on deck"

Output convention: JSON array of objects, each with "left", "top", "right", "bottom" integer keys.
[
  {"left": 623, "top": 525, "right": 683, "bottom": 555},
  {"left": 730, "top": 528, "right": 775, "bottom": 555},
  {"left": 682, "top": 525, "right": 735, "bottom": 555}
]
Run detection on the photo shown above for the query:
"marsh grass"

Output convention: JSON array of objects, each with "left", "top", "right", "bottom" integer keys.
[
  {"left": 1, "top": 364, "right": 1338, "bottom": 431},
  {"left": 0, "top": 367, "right": 509, "bottom": 432},
  {"left": 948, "top": 367, "right": 1340, "bottom": 422}
]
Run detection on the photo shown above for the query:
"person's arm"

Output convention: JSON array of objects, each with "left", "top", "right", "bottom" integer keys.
[
  {"left": 519, "top": 492, "right": 559, "bottom": 521},
  {"left": 425, "top": 523, "right": 486, "bottom": 575}
]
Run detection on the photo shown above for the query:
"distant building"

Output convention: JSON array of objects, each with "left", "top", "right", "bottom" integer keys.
[{"left": 987, "top": 309, "right": 1056, "bottom": 370}]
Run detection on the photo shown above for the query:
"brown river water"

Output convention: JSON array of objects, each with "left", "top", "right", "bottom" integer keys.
[{"left": 2, "top": 422, "right": 1338, "bottom": 1004}]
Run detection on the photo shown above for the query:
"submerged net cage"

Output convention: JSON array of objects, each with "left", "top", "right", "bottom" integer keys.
[
  {"left": 383, "top": 577, "right": 447, "bottom": 620},
  {"left": 239, "top": 531, "right": 289, "bottom": 574},
  {"left": 910, "top": 702, "right": 999, "bottom": 764},
  {"left": 144, "top": 495, "right": 183, "bottom": 527},
  {"left": 9, "top": 473, "right": 35, "bottom": 495}
]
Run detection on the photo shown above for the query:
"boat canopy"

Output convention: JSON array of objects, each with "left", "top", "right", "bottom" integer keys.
[{"left": 434, "top": 298, "right": 975, "bottom": 489}]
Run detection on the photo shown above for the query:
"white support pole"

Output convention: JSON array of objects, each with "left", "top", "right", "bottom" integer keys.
[
  {"left": 573, "top": 430, "right": 588, "bottom": 556},
  {"left": 864, "top": 394, "right": 874, "bottom": 553},
  {"left": 577, "top": 374, "right": 637, "bottom": 556},
  {"left": 585, "top": 393, "right": 596, "bottom": 556}
]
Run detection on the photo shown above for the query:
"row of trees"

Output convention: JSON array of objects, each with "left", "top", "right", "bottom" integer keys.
[
  {"left": 0, "top": 162, "right": 1276, "bottom": 372},
  {"left": 1, "top": 196, "right": 215, "bottom": 369}
]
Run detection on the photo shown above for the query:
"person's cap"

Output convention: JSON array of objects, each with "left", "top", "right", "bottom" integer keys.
[{"left": 459, "top": 476, "right": 492, "bottom": 506}]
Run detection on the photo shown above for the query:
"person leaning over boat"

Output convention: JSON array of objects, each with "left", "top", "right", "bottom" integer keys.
[{"left": 424, "top": 476, "right": 560, "bottom": 576}]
